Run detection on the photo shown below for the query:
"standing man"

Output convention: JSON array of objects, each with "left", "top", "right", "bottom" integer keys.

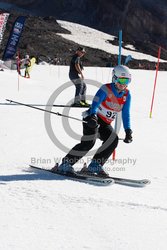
[
  {"left": 54, "top": 65, "right": 133, "bottom": 177},
  {"left": 69, "top": 47, "right": 90, "bottom": 107}
]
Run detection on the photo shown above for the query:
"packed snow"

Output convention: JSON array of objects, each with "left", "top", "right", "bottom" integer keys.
[
  {"left": 0, "top": 21, "right": 167, "bottom": 250},
  {"left": 1, "top": 63, "right": 167, "bottom": 250}
]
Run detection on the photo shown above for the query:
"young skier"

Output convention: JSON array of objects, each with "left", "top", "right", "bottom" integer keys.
[{"left": 54, "top": 65, "right": 133, "bottom": 177}]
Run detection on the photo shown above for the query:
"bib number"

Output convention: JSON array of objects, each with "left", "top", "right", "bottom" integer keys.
[{"left": 106, "top": 111, "right": 117, "bottom": 120}]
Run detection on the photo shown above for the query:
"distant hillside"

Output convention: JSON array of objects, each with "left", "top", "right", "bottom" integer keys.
[
  {"left": 1, "top": 0, "right": 167, "bottom": 50},
  {"left": 0, "top": 13, "right": 167, "bottom": 70}
]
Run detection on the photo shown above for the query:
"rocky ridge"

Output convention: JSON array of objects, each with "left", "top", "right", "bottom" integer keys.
[{"left": 0, "top": 4, "right": 167, "bottom": 70}]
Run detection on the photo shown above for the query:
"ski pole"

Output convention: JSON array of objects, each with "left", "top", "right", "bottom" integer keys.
[
  {"left": 6, "top": 99, "right": 87, "bottom": 123},
  {"left": 0, "top": 103, "right": 54, "bottom": 106}
]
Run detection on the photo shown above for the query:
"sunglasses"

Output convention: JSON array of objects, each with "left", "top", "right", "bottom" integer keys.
[{"left": 116, "top": 77, "right": 130, "bottom": 85}]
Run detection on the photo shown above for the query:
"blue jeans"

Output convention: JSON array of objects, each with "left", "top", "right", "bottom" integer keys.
[{"left": 70, "top": 77, "right": 87, "bottom": 103}]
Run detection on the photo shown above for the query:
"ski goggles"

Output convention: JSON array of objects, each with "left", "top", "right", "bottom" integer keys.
[{"left": 116, "top": 77, "right": 131, "bottom": 85}]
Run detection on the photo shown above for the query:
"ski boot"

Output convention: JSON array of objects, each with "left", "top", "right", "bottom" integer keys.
[
  {"left": 55, "top": 160, "right": 74, "bottom": 174},
  {"left": 80, "top": 161, "right": 109, "bottom": 178}
]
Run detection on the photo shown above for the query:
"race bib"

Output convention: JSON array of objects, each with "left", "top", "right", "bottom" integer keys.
[{"left": 98, "top": 106, "right": 117, "bottom": 122}]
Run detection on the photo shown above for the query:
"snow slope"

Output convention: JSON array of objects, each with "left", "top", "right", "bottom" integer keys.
[
  {"left": 0, "top": 63, "right": 167, "bottom": 250},
  {"left": 0, "top": 20, "right": 167, "bottom": 250}
]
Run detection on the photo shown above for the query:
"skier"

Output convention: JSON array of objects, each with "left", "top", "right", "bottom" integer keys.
[
  {"left": 15, "top": 55, "right": 21, "bottom": 75},
  {"left": 69, "top": 47, "right": 90, "bottom": 107},
  {"left": 54, "top": 65, "right": 133, "bottom": 177},
  {"left": 23, "top": 54, "right": 31, "bottom": 78}
]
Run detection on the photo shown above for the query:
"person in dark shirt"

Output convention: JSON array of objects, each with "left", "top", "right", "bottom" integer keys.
[{"left": 69, "top": 47, "right": 90, "bottom": 107}]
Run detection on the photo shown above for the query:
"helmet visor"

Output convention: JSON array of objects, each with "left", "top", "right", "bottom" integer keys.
[{"left": 116, "top": 77, "right": 130, "bottom": 85}]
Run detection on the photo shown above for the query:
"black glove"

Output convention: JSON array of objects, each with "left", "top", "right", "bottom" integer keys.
[
  {"left": 124, "top": 129, "right": 133, "bottom": 143},
  {"left": 87, "top": 114, "right": 98, "bottom": 128}
]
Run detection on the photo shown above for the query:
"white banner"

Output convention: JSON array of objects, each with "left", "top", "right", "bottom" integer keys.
[{"left": 0, "top": 12, "right": 9, "bottom": 46}]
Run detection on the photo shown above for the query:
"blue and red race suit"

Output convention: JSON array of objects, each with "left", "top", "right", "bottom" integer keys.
[{"left": 89, "top": 82, "right": 131, "bottom": 130}]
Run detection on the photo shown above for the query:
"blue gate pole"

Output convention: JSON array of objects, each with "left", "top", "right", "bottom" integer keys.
[
  {"left": 113, "top": 30, "right": 122, "bottom": 160},
  {"left": 118, "top": 30, "right": 122, "bottom": 65}
]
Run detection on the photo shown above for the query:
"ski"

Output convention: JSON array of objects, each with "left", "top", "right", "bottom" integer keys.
[
  {"left": 77, "top": 164, "right": 150, "bottom": 187},
  {"left": 76, "top": 173, "right": 150, "bottom": 187},
  {"left": 0, "top": 103, "right": 88, "bottom": 108},
  {"left": 29, "top": 165, "right": 150, "bottom": 187},
  {"left": 53, "top": 104, "right": 89, "bottom": 108},
  {"left": 110, "top": 176, "right": 151, "bottom": 187},
  {"left": 29, "top": 165, "right": 114, "bottom": 185}
]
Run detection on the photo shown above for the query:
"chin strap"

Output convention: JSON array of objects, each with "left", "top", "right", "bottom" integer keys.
[{"left": 114, "top": 83, "right": 120, "bottom": 91}]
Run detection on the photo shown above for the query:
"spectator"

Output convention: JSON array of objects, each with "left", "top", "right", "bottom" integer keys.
[{"left": 69, "top": 47, "right": 90, "bottom": 107}]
